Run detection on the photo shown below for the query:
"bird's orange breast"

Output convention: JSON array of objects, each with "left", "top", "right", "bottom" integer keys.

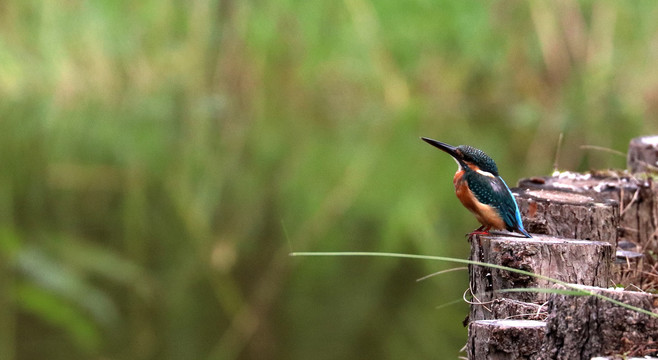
[{"left": 453, "top": 170, "right": 506, "bottom": 230}]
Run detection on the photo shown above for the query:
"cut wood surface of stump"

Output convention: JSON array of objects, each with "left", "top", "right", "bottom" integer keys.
[{"left": 514, "top": 187, "right": 618, "bottom": 245}]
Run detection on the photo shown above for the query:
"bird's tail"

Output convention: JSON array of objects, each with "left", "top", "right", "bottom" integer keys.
[{"left": 517, "top": 226, "right": 532, "bottom": 238}]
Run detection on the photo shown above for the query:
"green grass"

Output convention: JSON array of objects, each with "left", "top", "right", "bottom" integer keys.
[
  {"left": 1, "top": 1, "right": 658, "bottom": 359},
  {"left": 291, "top": 251, "right": 658, "bottom": 318}
]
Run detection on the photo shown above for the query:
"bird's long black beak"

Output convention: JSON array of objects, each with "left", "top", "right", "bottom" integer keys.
[{"left": 420, "top": 137, "right": 460, "bottom": 159}]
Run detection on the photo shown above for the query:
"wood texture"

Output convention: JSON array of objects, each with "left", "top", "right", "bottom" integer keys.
[
  {"left": 467, "top": 319, "right": 546, "bottom": 360},
  {"left": 517, "top": 171, "right": 658, "bottom": 287},
  {"left": 463, "top": 139, "right": 658, "bottom": 358},
  {"left": 514, "top": 187, "right": 618, "bottom": 246},
  {"left": 469, "top": 234, "right": 612, "bottom": 321},
  {"left": 627, "top": 135, "right": 658, "bottom": 173},
  {"left": 538, "top": 286, "right": 658, "bottom": 359}
]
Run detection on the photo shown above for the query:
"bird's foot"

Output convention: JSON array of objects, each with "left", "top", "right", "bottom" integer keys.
[
  {"left": 467, "top": 230, "right": 490, "bottom": 237},
  {"left": 465, "top": 226, "right": 491, "bottom": 238}
]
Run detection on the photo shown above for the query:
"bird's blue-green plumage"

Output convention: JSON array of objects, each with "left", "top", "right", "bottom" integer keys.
[
  {"left": 463, "top": 170, "right": 530, "bottom": 237},
  {"left": 457, "top": 145, "right": 499, "bottom": 175},
  {"left": 420, "top": 137, "right": 531, "bottom": 238}
]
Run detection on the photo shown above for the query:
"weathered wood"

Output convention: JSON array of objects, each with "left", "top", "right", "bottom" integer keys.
[
  {"left": 628, "top": 135, "right": 658, "bottom": 173},
  {"left": 613, "top": 179, "right": 658, "bottom": 265},
  {"left": 615, "top": 248, "right": 645, "bottom": 288},
  {"left": 467, "top": 319, "right": 546, "bottom": 360},
  {"left": 517, "top": 171, "right": 655, "bottom": 250},
  {"left": 517, "top": 171, "right": 658, "bottom": 287},
  {"left": 484, "top": 298, "right": 547, "bottom": 322},
  {"left": 592, "top": 357, "right": 658, "bottom": 360},
  {"left": 514, "top": 188, "right": 618, "bottom": 245},
  {"left": 463, "top": 137, "right": 658, "bottom": 359},
  {"left": 469, "top": 234, "right": 612, "bottom": 321},
  {"left": 538, "top": 286, "right": 658, "bottom": 360}
]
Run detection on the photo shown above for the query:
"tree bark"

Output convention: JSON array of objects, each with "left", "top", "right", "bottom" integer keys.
[
  {"left": 514, "top": 187, "right": 618, "bottom": 246},
  {"left": 537, "top": 286, "right": 658, "bottom": 360},
  {"left": 516, "top": 172, "right": 658, "bottom": 287},
  {"left": 469, "top": 234, "right": 612, "bottom": 321},
  {"left": 467, "top": 319, "right": 546, "bottom": 360},
  {"left": 464, "top": 136, "right": 658, "bottom": 359},
  {"left": 627, "top": 135, "right": 658, "bottom": 173}
]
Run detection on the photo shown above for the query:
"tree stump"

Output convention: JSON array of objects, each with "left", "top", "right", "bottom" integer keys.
[
  {"left": 592, "top": 356, "right": 658, "bottom": 360},
  {"left": 467, "top": 319, "right": 546, "bottom": 360},
  {"left": 469, "top": 234, "right": 612, "bottom": 321},
  {"left": 516, "top": 171, "right": 658, "bottom": 288},
  {"left": 479, "top": 298, "right": 546, "bottom": 322},
  {"left": 463, "top": 136, "right": 658, "bottom": 359},
  {"left": 518, "top": 171, "right": 656, "bottom": 252},
  {"left": 628, "top": 135, "right": 658, "bottom": 173},
  {"left": 514, "top": 188, "right": 618, "bottom": 245},
  {"left": 538, "top": 286, "right": 658, "bottom": 359}
]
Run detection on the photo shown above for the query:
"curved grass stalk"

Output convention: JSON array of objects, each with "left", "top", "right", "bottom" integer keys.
[{"left": 290, "top": 251, "right": 658, "bottom": 318}]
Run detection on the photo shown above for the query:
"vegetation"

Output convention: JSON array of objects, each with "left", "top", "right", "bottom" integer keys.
[{"left": 1, "top": 1, "right": 658, "bottom": 359}]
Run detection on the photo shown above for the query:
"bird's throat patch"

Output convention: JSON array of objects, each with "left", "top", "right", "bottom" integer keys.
[{"left": 467, "top": 163, "right": 494, "bottom": 178}]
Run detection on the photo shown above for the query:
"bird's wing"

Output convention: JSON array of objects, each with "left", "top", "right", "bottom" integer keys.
[{"left": 466, "top": 173, "right": 524, "bottom": 232}]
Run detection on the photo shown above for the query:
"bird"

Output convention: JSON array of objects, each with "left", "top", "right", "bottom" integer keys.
[{"left": 421, "top": 137, "right": 531, "bottom": 238}]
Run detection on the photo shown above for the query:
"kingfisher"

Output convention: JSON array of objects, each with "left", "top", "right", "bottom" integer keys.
[{"left": 421, "top": 137, "right": 531, "bottom": 238}]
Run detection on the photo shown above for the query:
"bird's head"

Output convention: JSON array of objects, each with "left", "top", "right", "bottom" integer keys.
[{"left": 421, "top": 137, "right": 499, "bottom": 177}]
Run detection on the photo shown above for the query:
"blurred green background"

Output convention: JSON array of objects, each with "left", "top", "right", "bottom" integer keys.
[{"left": 2, "top": 1, "right": 658, "bottom": 359}]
